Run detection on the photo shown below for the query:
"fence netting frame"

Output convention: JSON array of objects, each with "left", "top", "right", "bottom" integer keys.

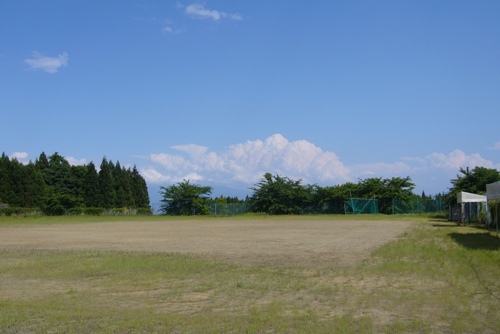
[
  {"left": 344, "top": 198, "right": 379, "bottom": 214},
  {"left": 208, "top": 203, "right": 248, "bottom": 216},
  {"left": 392, "top": 198, "right": 444, "bottom": 214}
]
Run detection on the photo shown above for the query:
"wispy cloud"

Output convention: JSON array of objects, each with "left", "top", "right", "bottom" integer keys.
[
  {"left": 163, "top": 26, "right": 176, "bottom": 34},
  {"left": 162, "top": 24, "right": 183, "bottom": 34},
  {"left": 185, "top": 3, "right": 242, "bottom": 21},
  {"left": 24, "top": 52, "right": 68, "bottom": 73},
  {"left": 350, "top": 162, "right": 414, "bottom": 178},
  {"left": 486, "top": 142, "right": 500, "bottom": 151}
]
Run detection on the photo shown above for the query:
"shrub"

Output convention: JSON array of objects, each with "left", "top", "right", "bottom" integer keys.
[
  {"left": 84, "top": 207, "right": 105, "bottom": 216},
  {"left": 137, "top": 207, "right": 153, "bottom": 215},
  {"left": 69, "top": 207, "right": 85, "bottom": 215}
]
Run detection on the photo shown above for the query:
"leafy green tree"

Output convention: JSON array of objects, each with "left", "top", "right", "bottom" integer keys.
[
  {"left": 160, "top": 180, "right": 212, "bottom": 215},
  {"left": 213, "top": 195, "right": 228, "bottom": 205},
  {"left": 452, "top": 167, "right": 500, "bottom": 193},
  {"left": 380, "top": 177, "right": 416, "bottom": 214},
  {"left": 446, "top": 167, "right": 500, "bottom": 204},
  {"left": 313, "top": 183, "right": 359, "bottom": 214},
  {"left": 357, "top": 177, "right": 384, "bottom": 199},
  {"left": 354, "top": 177, "right": 415, "bottom": 214},
  {"left": 249, "top": 173, "right": 308, "bottom": 214}
]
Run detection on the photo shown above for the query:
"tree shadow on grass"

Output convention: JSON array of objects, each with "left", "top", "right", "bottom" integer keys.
[
  {"left": 431, "top": 219, "right": 460, "bottom": 228},
  {"left": 432, "top": 220, "right": 490, "bottom": 229},
  {"left": 449, "top": 232, "right": 500, "bottom": 251}
]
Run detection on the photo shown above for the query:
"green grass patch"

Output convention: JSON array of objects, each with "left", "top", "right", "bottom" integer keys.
[{"left": 1, "top": 216, "right": 499, "bottom": 333}]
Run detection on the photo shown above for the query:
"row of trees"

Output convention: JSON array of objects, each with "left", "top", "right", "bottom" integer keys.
[
  {"left": 250, "top": 173, "right": 421, "bottom": 214},
  {"left": 159, "top": 167, "right": 500, "bottom": 216},
  {"left": 160, "top": 173, "right": 422, "bottom": 215},
  {"left": 0, "top": 152, "right": 150, "bottom": 215}
]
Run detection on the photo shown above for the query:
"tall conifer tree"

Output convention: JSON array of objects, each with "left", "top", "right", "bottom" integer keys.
[
  {"left": 83, "top": 161, "right": 100, "bottom": 207},
  {"left": 99, "top": 157, "right": 116, "bottom": 208},
  {"left": 131, "top": 166, "right": 150, "bottom": 208}
]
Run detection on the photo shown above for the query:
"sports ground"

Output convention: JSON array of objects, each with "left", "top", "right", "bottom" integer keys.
[
  {"left": 0, "top": 218, "right": 411, "bottom": 267},
  {"left": 1, "top": 215, "right": 499, "bottom": 333}
]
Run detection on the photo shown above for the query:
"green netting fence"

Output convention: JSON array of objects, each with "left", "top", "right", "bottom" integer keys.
[
  {"left": 344, "top": 198, "right": 379, "bottom": 214},
  {"left": 209, "top": 203, "right": 248, "bottom": 216},
  {"left": 392, "top": 198, "right": 444, "bottom": 214}
]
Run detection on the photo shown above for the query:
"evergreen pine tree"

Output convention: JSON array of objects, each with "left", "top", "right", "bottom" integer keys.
[
  {"left": 0, "top": 153, "right": 14, "bottom": 204},
  {"left": 8, "top": 157, "right": 26, "bottom": 206},
  {"left": 43, "top": 153, "right": 77, "bottom": 196},
  {"left": 113, "top": 161, "right": 125, "bottom": 207},
  {"left": 112, "top": 162, "right": 135, "bottom": 208},
  {"left": 83, "top": 161, "right": 100, "bottom": 207},
  {"left": 131, "top": 166, "right": 150, "bottom": 208},
  {"left": 120, "top": 167, "right": 135, "bottom": 208},
  {"left": 99, "top": 157, "right": 116, "bottom": 208},
  {"left": 71, "top": 165, "right": 87, "bottom": 203},
  {"left": 21, "top": 162, "right": 46, "bottom": 207},
  {"left": 35, "top": 152, "right": 50, "bottom": 171}
]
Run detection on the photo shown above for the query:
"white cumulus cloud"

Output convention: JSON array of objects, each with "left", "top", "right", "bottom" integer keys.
[
  {"left": 171, "top": 144, "right": 209, "bottom": 159},
  {"left": 425, "top": 149, "right": 495, "bottom": 171},
  {"left": 185, "top": 3, "right": 242, "bottom": 21},
  {"left": 141, "top": 136, "right": 500, "bottom": 196},
  {"left": 141, "top": 168, "right": 173, "bottom": 184},
  {"left": 24, "top": 52, "right": 68, "bottom": 73},
  {"left": 66, "top": 156, "right": 87, "bottom": 166},
  {"left": 141, "top": 134, "right": 500, "bottom": 197},
  {"left": 222, "top": 135, "right": 350, "bottom": 183},
  {"left": 10, "top": 152, "right": 30, "bottom": 164},
  {"left": 143, "top": 134, "right": 350, "bottom": 186}
]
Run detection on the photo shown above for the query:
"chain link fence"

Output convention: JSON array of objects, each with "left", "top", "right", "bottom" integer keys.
[{"left": 392, "top": 199, "right": 444, "bottom": 214}]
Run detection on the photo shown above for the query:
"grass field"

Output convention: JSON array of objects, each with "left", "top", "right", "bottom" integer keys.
[{"left": 0, "top": 214, "right": 499, "bottom": 333}]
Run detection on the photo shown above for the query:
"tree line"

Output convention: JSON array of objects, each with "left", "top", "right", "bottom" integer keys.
[
  {"left": 160, "top": 167, "right": 500, "bottom": 216},
  {"left": 249, "top": 172, "right": 423, "bottom": 214},
  {"left": 160, "top": 173, "right": 440, "bottom": 215},
  {"left": 0, "top": 152, "right": 150, "bottom": 215}
]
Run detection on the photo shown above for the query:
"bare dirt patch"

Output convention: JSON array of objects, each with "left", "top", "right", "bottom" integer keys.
[{"left": 0, "top": 218, "right": 411, "bottom": 266}]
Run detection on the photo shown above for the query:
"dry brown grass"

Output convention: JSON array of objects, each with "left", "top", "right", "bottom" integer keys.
[{"left": 0, "top": 215, "right": 499, "bottom": 333}]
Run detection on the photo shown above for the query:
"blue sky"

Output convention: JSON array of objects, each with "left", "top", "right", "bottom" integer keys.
[{"left": 1, "top": 1, "right": 499, "bottom": 204}]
